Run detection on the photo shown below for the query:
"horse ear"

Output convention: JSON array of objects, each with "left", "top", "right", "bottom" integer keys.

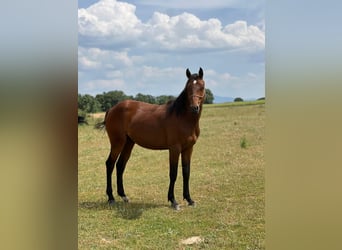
[
  {"left": 186, "top": 68, "right": 191, "bottom": 79},
  {"left": 199, "top": 67, "right": 203, "bottom": 78}
]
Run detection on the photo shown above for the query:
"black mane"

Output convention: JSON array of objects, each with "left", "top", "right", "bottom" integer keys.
[{"left": 167, "top": 88, "right": 188, "bottom": 116}]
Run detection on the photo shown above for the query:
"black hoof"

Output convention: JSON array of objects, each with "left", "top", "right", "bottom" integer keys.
[
  {"left": 188, "top": 200, "right": 196, "bottom": 207},
  {"left": 171, "top": 202, "right": 181, "bottom": 211},
  {"left": 121, "top": 196, "right": 129, "bottom": 203},
  {"left": 184, "top": 197, "right": 195, "bottom": 207},
  {"left": 108, "top": 199, "right": 115, "bottom": 206}
]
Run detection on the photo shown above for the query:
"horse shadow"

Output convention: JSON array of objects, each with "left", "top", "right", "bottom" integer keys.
[{"left": 79, "top": 200, "right": 167, "bottom": 220}]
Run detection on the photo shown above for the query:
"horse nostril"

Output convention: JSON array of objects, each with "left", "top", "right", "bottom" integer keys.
[{"left": 192, "top": 105, "right": 200, "bottom": 113}]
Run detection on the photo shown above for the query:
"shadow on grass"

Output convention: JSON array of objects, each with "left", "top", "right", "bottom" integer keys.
[{"left": 79, "top": 200, "right": 167, "bottom": 220}]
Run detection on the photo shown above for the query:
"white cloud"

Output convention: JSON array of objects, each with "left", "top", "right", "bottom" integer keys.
[
  {"left": 78, "top": 0, "right": 142, "bottom": 45},
  {"left": 78, "top": 0, "right": 265, "bottom": 99},
  {"left": 200, "top": 68, "right": 264, "bottom": 99},
  {"left": 137, "top": 0, "right": 264, "bottom": 10},
  {"left": 78, "top": 0, "right": 264, "bottom": 52}
]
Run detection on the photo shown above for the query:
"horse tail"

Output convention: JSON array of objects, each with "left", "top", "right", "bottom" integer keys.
[{"left": 94, "top": 110, "right": 109, "bottom": 130}]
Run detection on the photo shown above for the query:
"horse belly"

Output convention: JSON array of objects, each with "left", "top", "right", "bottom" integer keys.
[{"left": 127, "top": 119, "right": 168, "bottom": 150}]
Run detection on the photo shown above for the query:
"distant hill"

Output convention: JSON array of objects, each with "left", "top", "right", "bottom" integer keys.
[
  {"left": 213, "top": 95, "right": 265, "bottom": 103},
  {"left": 213, "top": 96, "right": 234, "bottom": 103}
]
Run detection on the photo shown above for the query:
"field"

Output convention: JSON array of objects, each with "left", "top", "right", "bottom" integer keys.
[{"left": 78, "top": 101, "right": 265, "bottom": 249}]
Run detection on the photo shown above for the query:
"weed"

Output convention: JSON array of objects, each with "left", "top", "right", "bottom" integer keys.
[{"left": 240, "top": 136, "right": 248, "bottom": 149}]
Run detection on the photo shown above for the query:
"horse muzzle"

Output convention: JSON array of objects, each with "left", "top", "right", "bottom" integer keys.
[{"left": 191, "top": 105, "right": 200, "bottom": 114}]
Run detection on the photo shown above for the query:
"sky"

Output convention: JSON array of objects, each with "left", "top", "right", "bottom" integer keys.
[{"left": 78, "top": 0, "right": 265, "bottom": 100}]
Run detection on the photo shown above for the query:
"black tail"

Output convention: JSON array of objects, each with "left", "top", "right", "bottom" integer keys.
[
  {"left": 94, "top": 110, "right": 108, "bottom": 130},
  {"left": 94, "top": 120, "right": 105, "bottom": 130}
]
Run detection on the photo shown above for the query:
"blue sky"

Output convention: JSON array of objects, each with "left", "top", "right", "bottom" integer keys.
[{"left": 78, "top": 0, "right": 265, "bottom": 99}]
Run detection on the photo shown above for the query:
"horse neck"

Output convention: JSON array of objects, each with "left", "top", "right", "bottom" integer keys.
[
  {"left": 167, "top": 89, "right": 203, "bottom": 121},
  {"left": 183, "top": 105, "right": 202, "bottom": 125}
]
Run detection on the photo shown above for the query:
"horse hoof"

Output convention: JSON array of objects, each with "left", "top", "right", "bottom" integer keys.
[
  {"left": 108, "top": 199, "right": 115, "bottom": 206},
  {"left": 172, "top": 203, "right": 181, "bottom": 210},
  {"left": 121, "top": 196, "right": 129, "bottom": 203},
  {"left": 188, "top": 201, "right": 196, "bottom": 207}
]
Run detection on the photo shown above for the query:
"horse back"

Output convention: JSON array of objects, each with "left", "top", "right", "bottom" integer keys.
[{"left": 105, "top": 100, "right": 167, "bottom": 148}]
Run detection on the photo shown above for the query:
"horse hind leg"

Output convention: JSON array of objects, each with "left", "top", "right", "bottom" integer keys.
[
  {"left": 106, "top": 138, "right": 126, "bottom": 205},
  {"left": 106, "top": 149, "right": 119, "bottom": 205},
  {"left": 116, "top": 136, "right": 135, "bottom": 203}
]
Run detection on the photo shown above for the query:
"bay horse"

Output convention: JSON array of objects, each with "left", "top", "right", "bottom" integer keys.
[{"left": 95, "top": 68, "right": 205, "bottom": 210}]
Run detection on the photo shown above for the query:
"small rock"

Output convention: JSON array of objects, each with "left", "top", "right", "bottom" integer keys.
[
  {"left": 181, "top": 236, "right": 203, "bottom": 245},
  {"left": 100, "top": 238, "right": 111, "bottom": 244}
]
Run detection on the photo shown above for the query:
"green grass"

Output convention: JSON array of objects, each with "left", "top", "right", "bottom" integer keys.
[
  {"left": 78, "top": 103, "right": 265, "bottom": 249},
  {"left": 205, "top": 99, "right": 265, "bottom": 108}
]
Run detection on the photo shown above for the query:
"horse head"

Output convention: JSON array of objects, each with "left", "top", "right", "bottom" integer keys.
[{"left": 185, "top": 68, "right": 206, "bottom": 114}]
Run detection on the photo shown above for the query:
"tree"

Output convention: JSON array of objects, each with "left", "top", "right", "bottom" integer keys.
[
  {"left": 156, "top": 95, "right": 175, "bottom": 105},
  {"left": 95, "top": 91, "right": 129, "bottom": 111},
  {"left": 134, "top": 93, "right": 156, "bottom": 104},
  {"left": 234, "top": 97, "right": 244, "bottom": 102},
  {"left": 204, "top": 89, "right": 214, "bottom": 104},
  {"left": 78, "top": 94, "right": 101, "bottom": 113}
]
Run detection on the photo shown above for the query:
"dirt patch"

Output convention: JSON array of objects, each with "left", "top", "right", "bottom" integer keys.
[
  {"left": 90, "top": 112, "right": 105, "bottom": 119},
  {"left": 180, "top": 236, "right": 203, "bottom": 245}
]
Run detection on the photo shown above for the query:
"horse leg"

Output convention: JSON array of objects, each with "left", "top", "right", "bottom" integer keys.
[
  {"left": 106, "top": 136, "right": 126, "bottom": 205},
  {"left": 168, "top": 148, "right": 180, "bottom": 210},
  {"left": 181, "top": 147, "right": 195, "bottom": 206},
  {"left": 116, "top": 136, "right": 135, "bottom": 203},
  {"left": 106, "top": 149, "right": 120, "bottom": 205}
]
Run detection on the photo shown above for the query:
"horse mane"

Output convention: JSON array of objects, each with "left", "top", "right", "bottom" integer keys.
[{"left": 167, "top": 88, "right": 188, "bottom": 116}]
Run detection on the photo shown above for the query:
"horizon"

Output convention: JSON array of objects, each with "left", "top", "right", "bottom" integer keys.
[{"left": 78, "top": 89, "right": 265, "bottom": 104}]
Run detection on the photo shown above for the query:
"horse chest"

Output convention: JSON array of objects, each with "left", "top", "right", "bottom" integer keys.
[
  {"left": 178, "top": 122, "right": 200, "bottom": 146},
  {"left": 180, "top": 128, "right": 199, "bottom": 147},
  {"left": 186, "top": 134, "right": 197, "bottom": 145}
]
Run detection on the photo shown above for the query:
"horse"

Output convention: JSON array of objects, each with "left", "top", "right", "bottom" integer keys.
[{"left": 95, "top": 68, "right": 206, "bottom": 210}]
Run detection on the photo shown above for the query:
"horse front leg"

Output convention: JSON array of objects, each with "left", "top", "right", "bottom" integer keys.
[
  {"left": 168, "top": 148, "right": 180, "bottom": 210},
  {"left": 181, "top": 147, "right": 195, "bottom": 206}
]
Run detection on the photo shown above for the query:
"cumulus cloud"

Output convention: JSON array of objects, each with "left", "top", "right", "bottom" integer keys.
[
  {"left": 78, "top": 0, "right": 143, "bottom": 47},
  {"left": 78, "top": 0, "right": 264, "bottom": 52},
  {"left": 78, "top": 0, "right": 265, "bottom": 99}
]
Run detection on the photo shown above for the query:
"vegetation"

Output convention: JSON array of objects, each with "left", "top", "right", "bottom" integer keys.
[
  {"left": 78, "top": 102, "right": 265, "bottom": 249},
  {"left": 78, "top": 89, "right": 215, "bottom": 114},
  {"left": 240, "top": 136, "right": 248, "bottom": 149},
  {"left": 208, "top": 100, "right": 265, "bottom": 108},
  {"left": 234, "top": 97, "right": 244, "bottom": 102}
]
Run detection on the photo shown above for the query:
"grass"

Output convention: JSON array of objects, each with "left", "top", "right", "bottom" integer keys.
[
  {"left": 78, "top": 102, "right": 265, "bottom": 249},
  {"left": 240, "top": 136, "right": 248, "bottom": 149}
]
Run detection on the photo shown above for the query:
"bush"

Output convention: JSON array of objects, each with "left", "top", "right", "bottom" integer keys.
[
  {"left": 234, "top": 97, "right": 244, "bottom": 102},
  {"left": 78, "top": 109, "right": 88, "bottom": 125}
]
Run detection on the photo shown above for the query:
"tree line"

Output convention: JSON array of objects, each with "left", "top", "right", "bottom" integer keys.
[{"left": 78, "top": 89, "right": 214, "bottom": 114}]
